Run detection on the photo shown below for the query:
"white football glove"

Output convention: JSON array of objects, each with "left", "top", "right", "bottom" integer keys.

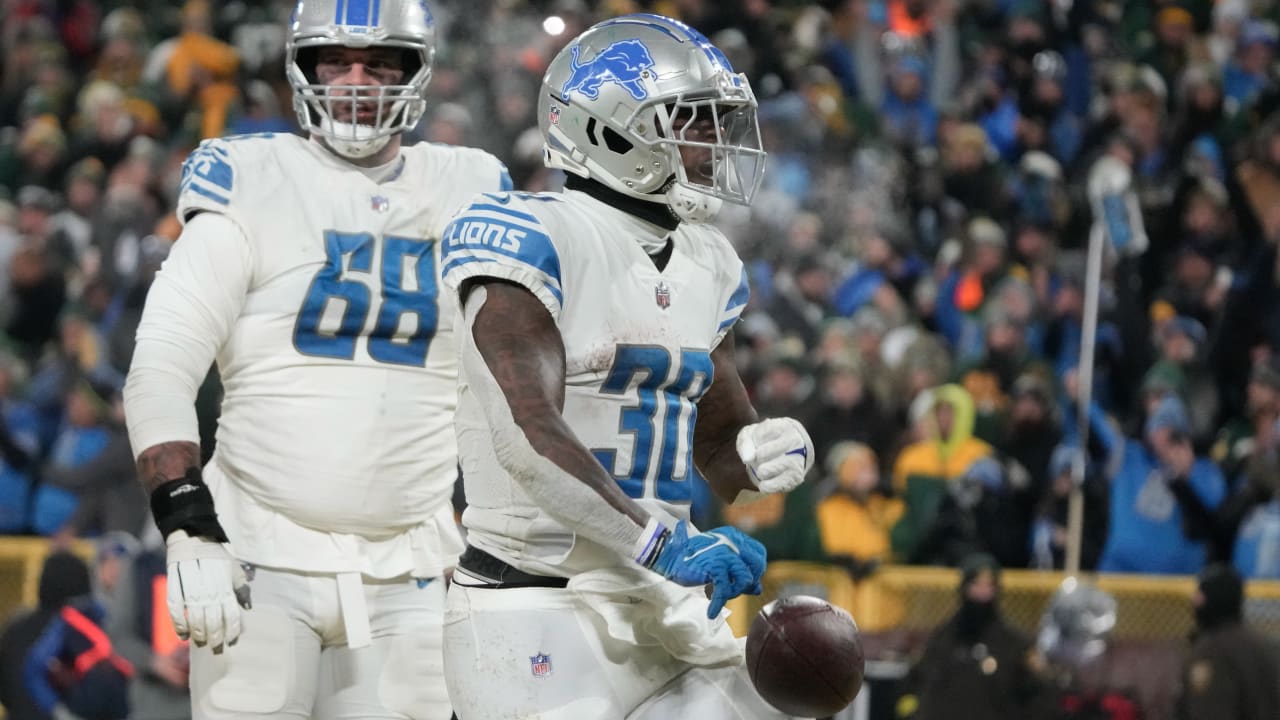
[
  {"left": 165, "top": 530, "right": 251, "bottom": 653},
  {"left": 736, "top": 417, "right": 814, "bottom": 497}
]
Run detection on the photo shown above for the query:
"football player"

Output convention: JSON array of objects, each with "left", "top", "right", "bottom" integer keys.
[
  {"left": 122, "top": 2, "right": 509, "bottom": 718},
  {"left": 439, "top": 14, "right": 813, "bottom": 719}
]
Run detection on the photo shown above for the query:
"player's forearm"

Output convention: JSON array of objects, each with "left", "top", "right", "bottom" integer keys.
[
  {"left": 693, "top": 333, "right": 759, "bottom": 503},
  {"left": 136, "top": 441, "right": 201, "bottom": 494},
  {"left": 462, "top": 283, "right": 655, "bottom": 559}
]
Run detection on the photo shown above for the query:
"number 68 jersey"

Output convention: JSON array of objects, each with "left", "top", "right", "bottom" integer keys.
[
  {"left": 441, "top": 188, "right": 750, "bottom": 577},
  {"left": 162, "top": 133, "right": 509, "bottom": 577}
]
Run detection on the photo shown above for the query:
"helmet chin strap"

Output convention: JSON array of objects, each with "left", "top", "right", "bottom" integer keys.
[{"left": 664, "top": 182, "right": 723, "bottom": 224}]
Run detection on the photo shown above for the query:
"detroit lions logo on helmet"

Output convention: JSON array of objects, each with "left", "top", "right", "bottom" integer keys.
[{"left": 560, "top": 39, "right": 655, "bottom": 101}]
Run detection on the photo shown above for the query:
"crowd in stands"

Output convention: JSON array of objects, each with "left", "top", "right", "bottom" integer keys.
[{"left": 2, "top": 0, "right": 1280, "bottom": 591}]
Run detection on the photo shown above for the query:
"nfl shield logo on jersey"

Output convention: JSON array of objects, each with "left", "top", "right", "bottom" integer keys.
[
  {"left": 655, "top": 281, "right": 672, "bottom": 310},
  {"left": 371, "top": 195, "right": 390, "bottom": 213},
  {"left": 530, "top": 652, "right": 553, "bottom": 678}
]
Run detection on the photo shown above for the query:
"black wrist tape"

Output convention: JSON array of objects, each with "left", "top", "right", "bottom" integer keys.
[{"left": 150, "top": 468, "right": 229, "bottom": 542}]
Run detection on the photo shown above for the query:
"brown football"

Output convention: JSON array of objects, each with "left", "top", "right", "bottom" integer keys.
[{"left": 745, "top": 595, "right": 865, "bottom": 717}]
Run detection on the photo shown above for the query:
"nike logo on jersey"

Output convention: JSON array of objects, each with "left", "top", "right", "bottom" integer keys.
[{"left": 683, "top": 533, "right": 740, "bottom": 562}]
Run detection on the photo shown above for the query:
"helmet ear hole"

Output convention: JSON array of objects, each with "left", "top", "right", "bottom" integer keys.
[
  {"left": 584, "top": 118, "right": 634, "bottom": 155},
  {"left": 601, "top": 126, "right": 634, "bottom": 154}
]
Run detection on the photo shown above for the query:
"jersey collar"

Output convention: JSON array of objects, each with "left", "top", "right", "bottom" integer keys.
[{"left": 564, "top": 175, "right": 680, "bottom": 232}]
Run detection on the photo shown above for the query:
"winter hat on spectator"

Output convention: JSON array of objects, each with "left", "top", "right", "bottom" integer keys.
[
  {"left": 1049, "top": 445, "right": 1079, "bottom": 479},
  {"left": 1250, "top": 354, "right": 1280, "bottom": 391},
  {"left": 959, "top": 552, "right": 1002, "bottom": 592},
  {"left": 16, "top": 185, "right": 58, "bottom": 213},
  {"left": 1156, "top": 5, "right": 1194, "bottom": 31},
  {"left": 18, "top": 115, "right": 66, "bottom": 155},
  {"left": 37, "top": 551, "right": 91, "bottom": 610},
  {"left": 1160, "top": 315, "right": 1208, "bottom": 347},
  {"left": 1145, "top": 395, "right": 1192, "bottom": 438},
  {"left": 1195, "top": 564, "right": 1243, "bottom": 629},
  {"left": 96, "top": 531, "right": 140, "bottom": 564},
  {"left": 1012, "top": 373, "right": 1053, "bottom": 406},
  {"left": 1240, "top": 20, "right": 1279, "bottom": 50},
  {"left": 968, "top": 216, "right": 1007, "bottom": 250},
  {"left": 67, "top": 157, "right": 106, "bottom": 189}
]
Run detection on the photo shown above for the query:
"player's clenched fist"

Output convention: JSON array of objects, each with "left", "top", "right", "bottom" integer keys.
[
  {"left": 737, "top": 417, "right": 814, "bottom": 495},
  {"left": 166, "top": 530, "right": 251, "bottom": 652},
  {"left": 645, "top": 520, "right": 767, "bottom": 618}
]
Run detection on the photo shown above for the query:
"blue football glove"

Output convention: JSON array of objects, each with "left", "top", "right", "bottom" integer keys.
[{"left": 649, "top": 520, "right": 767, "bottom": 618}]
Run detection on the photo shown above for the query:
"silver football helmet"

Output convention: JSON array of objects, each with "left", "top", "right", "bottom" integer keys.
[
  {"left": 539, "top": 14, "right": 766, "bottom": 221},
  {"left": 1036, "top": 578, "right": 1117, "bottom": 668},
  {"left": 286, "top": 0, "right": 435, "bottom": 159}
]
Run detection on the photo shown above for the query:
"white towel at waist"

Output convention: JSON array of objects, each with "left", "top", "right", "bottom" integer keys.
[{"left": 567, "top": 564, "right": 744, "bottom": 668}]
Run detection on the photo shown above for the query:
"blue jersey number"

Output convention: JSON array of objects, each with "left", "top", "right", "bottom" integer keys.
[
  {"left": 591, "top": 345, "right": 714, "bottom": 502},
  {"left": 293, "top": 231, "right": 438, "bottom": 366}
]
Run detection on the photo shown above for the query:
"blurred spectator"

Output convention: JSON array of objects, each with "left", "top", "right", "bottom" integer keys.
[
  {"left": 1216, "top": 353, "right": 1280, "bottom": 483},
  {"left": 24, "top": 567, "right": 133, "bottom": 720},
  {"left": 1099, "top": 396, "right": 1226, "bottom": 574},
  {"left": 897, "top": 553, "right": 1046, "bottom": 720},
  {"left": 881, "top": 54, "right": 938, "bottom": 149},
  {"left": 5, "top": 241, "right": 67, "bottom": 367},
  {"left": 937, "top": 125, "right": 1009, "bottom": 221},
  {"left": 805, "top": 356, "right": 896, "bottom": 467},
  {"left": 95, "top": 533, "right": 190, "bottom": 720},
  {"left": 1030, "top": 445, "right": 1110, "bottom": 572},
  {"left": 161, "top": 0, "right": 240, "bottom": 140},
  {"left": 751, "top": 344, "right": 817, "bottom": 420},
  {"left": 1222, "top": 20, "right": 1277, "bottom": 111},
  {"left": 0, "top": 351, "right": 40, "bottom": 533},
  {"left": 994, "top": 373, "right": 1062, "bottom": 492},
  {"left": 31, "top": 378, "right": 133, "bottom": 537},
  {"left": 1148, "top": 315, "right": 1219, "bottom": 446},
  {"left": 0, "top": 116, "right": 69, "bottom": 191},
  {"left": 40, "top": 379, "right": 140, "bottom": 538},
  {"left": 765, "top": 253, "right": 836, "bottom": 351},
  {"left": 0, "top": 549, "right": 92, "bottom": 720},
  {"left": 911, "top": 455, "right": 1032, "bottom": 568},
  {"left": 815, "top": 441, "right": 902, "bottom": 578},
  {"left": 890, "top": 384, "right": 993, "bottom": 562},
  {"left": 1176, "top": 564, "right": 1280, "bottom": 720}
]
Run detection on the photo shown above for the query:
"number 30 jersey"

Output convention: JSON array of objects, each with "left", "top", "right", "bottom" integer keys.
[
  {"left": 440, "top": 189, "right": 750, "bottom": 577},
  {"left": 164, "top": 133, "right": 508, "bottom": 577}
]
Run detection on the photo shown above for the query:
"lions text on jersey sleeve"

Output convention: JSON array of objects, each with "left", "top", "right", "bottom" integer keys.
[
  {"left": 440, "top": 188, "right": 750, "bottom": 576},
  {"left": 170, "top": 133, "right": 509, "bottom": 577}
]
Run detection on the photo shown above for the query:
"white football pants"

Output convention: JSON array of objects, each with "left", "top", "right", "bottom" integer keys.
[
  {"left": 442, "top": 583, "right": 803, "bottom": 720},
  {"left": 189, "top": 565, "right": 450, "bottom": 720}
]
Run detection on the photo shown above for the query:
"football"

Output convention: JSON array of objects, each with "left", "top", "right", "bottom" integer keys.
[{"left": 745, "top": 595, "right": 865, "bottom": 717}]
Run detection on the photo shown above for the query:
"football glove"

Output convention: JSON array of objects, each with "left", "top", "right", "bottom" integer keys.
[
  {"left": 737, "top": 417, "right": 814, "bottom": 495},
  {"left": 165, "top": 530, "right": 251, "bottom": 653},
  {"left": 649, "top": 520, "right": 767, "bottom": 618}
]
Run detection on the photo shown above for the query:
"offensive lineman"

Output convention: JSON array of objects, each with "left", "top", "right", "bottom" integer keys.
[
  {"left": 121, "top": 2, "right": 509, "bottom": 718},
  {"left": 439, "top": 14, "right": 813, "bottom": 719}
]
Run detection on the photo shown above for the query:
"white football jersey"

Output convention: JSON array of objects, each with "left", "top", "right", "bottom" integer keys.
[
  {"left": 440, "top": 189, "right": 749, "bottom": 577},
  {"left": 172, "top": 133, "right": 509, "bottom": 577}
]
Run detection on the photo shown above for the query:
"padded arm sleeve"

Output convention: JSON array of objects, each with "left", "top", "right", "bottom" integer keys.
[{"left": 123, "top": 212, "right": 253, "bottom": 459}]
